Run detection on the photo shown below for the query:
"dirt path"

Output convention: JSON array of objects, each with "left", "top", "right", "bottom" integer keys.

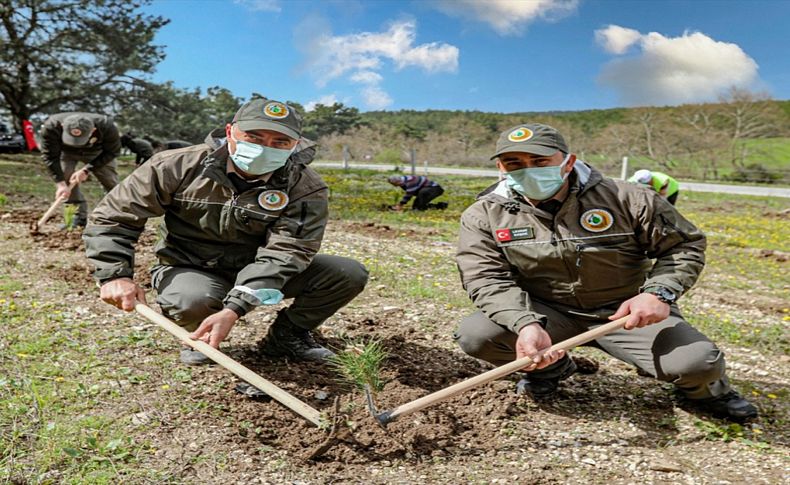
[{"left": 1, "top": 211, "right": 788, "bottom": 484}]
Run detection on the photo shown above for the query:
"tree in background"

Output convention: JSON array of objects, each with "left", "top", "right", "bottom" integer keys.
[
  {"left": 116, "top": 83, "right": 241, "bottom": 143},
  {"left": 301, "top": 102, "right": 364, "bottom": 140},
  {"left": 0, "top": 0, "right": 168, "bottom": 129},
  {"left": 716, "top": 88, "right": 786, "bottom": 167}
]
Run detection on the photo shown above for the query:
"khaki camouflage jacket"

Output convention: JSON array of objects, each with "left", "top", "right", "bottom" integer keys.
[
  {"left": 83, "top": 130, "right": 327, "bottom": 316},
  {"left": 456, "top": 162, "right": 705, "bottom": 334},
  {"left": 40, "top": 112, "right": 121, "bottom": 182}
]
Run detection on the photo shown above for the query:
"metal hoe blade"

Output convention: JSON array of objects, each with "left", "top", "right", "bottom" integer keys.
[{"left": 364, "top": 384, "right": 392, "bottom": 427}]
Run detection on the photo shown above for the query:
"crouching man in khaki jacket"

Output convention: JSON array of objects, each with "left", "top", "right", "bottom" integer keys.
[
  {"left": 454, "top": 123, "right": 756, "bottom": 421},
  {"left": 84, "top": 98, "right": 368, "bottom": 365}
]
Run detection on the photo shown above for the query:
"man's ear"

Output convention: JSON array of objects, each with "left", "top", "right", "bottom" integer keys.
[
  {"left": 225, "top": 123, "right": 233, "bottom": 138},
  {"left": 564, "top": 154, "right": 577, "bottom": 174},
  {"left": 495, "top": 158, "right": 504, "bottom": 172}
]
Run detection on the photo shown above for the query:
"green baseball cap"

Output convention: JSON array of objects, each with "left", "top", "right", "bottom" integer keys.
[
  {"left": 62, "top": 114, "right": 95, "bottom": 146},
  {"left": 232, "top": 98, "right": 302, "bottom": 140},
  {"left": 491, "top": 123, "right": 568, "bottom": 159}
]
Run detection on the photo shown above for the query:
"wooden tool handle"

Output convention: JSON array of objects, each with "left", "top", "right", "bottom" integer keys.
[
  {"left": 134, "top": 303, "right": 323, "bottom": 427},
  {"left": 386, "top": 315, "right": 630, "bottom": 422},
  {"left": 36, "top": 181, "right": 79, "bottom": 228}
]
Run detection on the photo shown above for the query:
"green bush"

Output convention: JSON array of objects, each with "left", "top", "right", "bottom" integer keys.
[{"left": 724, "top": 163, "right": 785, "bottom": 184}]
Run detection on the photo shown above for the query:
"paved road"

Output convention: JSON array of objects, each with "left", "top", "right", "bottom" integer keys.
[{"left": 314, "top": 161, "right": 790, "bottom": 198}]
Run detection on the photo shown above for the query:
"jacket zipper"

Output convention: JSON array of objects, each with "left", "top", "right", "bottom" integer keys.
[
  {"left": 295, "top": 201, "right": 307, "bottom": 236},
  {"left": 226, "top": 192, "right": 240, "bottom": 232}
]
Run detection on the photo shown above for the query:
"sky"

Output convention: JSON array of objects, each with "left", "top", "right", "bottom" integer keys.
[{"left": 144, "top": 0, "right": 790, "bottom": 113}]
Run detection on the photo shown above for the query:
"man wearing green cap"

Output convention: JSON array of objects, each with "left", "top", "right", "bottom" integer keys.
[
  {"left": 83, "top": 97, "right": 368, "bottom": 366},
  {"left": 40, "top": 112, "right": 121, "bottom": 229},
  {"left": 453, "top": 123, "right": 757, "bottom": 421}
]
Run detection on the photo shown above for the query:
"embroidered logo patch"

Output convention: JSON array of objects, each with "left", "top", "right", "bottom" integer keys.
[
  {"left": 495, "top": 226, "right": 534, "bottom": 242},
  {"left": 69, "top": 128, "right": 83, "bottom": 137},
  {"left": 580, "top": 209, "right": 614, "bottom": 233},
  {"left": 507, "top": 127, "right": 534, "bottom": 143},
  {"left": 263, "top": 102, "right": 289, "bottom": 119},
  {"left": 258, "top": 190, "right": 289, "bottom": 211}
]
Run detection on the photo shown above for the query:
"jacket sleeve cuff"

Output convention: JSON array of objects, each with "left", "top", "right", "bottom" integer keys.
[
  {"left": 639, "top": 280, "right": 683, "bottom": 298},
  {"left": 223, "top": 301, "right": 249, "bottom": 317},
  {"left": 222, "top": 291, "right": 257, "bottom": 316},
  {"left": 94, "top": 267, "right": 133, "bottom": 284},
  {"left": 511, "top": 316, "right": 547, "bottom": 334}
]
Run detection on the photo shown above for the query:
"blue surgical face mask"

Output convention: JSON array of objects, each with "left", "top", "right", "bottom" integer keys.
[
  {"left": 505, "top": 153, "right": 574, "bottom": 201},
  {"left": 229, "top": 131, "right": 295, "bottom": 175}
]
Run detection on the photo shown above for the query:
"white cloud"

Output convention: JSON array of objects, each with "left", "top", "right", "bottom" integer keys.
[
  {"left": 298, "top": 18, "right": 458, "bottom": 109},
  {"left": 362, "top": 86, "right": 393, "bottom": 110},
  {"left": 235, "top": 0, "right": 281, "bottom": 12},
  {"left": 305, "top": 94, "right": 339, "bottom": 112},
  {"left": 595, "top": 25, "right": 641, "bottom": 54},
  {"left": 312, "top": 20, "right": 458, "bottom": 83},
  {"left": 597, "top": 27, "right": 759, "bottom": 106},
  {"left": 432, "top": 0, "right": 578, "bottom": 35},
  {"left": 350, "top": 70, "right": 383, "bottom": 84}
]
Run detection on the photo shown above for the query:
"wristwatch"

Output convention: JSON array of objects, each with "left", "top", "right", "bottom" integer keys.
[{"left": 643, "top": 286, "right": 677, "bottom": 304}]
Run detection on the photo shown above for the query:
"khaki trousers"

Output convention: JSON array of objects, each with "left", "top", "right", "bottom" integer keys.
[
  {"left": 151, "top": 254, "right": 368, "bottom": 332},
  {"left": 454, "top": 300, "right": 730, "bottom": 400}
]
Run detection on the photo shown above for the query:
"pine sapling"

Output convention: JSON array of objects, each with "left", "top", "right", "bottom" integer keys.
[{"left": 328, "top": 339, "right": 388, "bottom": 395}]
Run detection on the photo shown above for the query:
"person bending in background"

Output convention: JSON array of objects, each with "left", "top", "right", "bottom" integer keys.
[
  {"left": 40, "top": 112, "right": 121, "bottom": 229},
  {"left": 629, "top": 169, "right": 680, "bottom": 205},
  {"left": 120, "top": 133, "right": 154, "bottom": 166},
  {"left": 388, "top": 175, "right": 447, "bottom": 211}
]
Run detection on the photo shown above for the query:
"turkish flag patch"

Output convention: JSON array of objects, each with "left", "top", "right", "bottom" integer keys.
[{"left": 495, "top": 229, "right": 513, "bottom": 242}]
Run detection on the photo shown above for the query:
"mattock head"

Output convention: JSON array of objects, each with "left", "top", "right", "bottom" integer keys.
[{"left": 364, "top": 384, "right": 392, "bottom": 428}]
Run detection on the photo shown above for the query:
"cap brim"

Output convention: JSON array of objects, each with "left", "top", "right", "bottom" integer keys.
[
  {"left": 236, "top": 119, "right": 299, "bottom": 140},
  {"left": 62, "top": 133, "right": 91, "bottom": 146},
  {"left": 491, "top": 144, "right": 559, "bottom": 159}
]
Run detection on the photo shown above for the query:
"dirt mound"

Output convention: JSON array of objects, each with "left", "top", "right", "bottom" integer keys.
[
  {"left": 183, "top": 311, "right": 548, "bottom": 469},
  {"left": 339, "top": 221, "right": 441, "bottom": 239},
  {"left": 193, "top": 332, "right": 504, "bottom": 467}
]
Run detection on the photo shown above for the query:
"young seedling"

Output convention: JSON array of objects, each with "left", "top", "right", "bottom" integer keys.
[
  {"left": 328, "top": 338, "right": 388, "bottom": 395},
  {"left": 63, "top": 204, "right": 77, "bottom": 231}
]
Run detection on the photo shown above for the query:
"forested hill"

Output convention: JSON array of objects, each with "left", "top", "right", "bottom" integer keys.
[
  {"left": 358, "top": 100, "right": 790, "bottom": 139},
  {"left": 313, "top": 96, "right": 790, "bottom": 183}
]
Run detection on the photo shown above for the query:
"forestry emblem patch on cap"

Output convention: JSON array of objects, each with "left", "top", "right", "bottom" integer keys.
[
  {"left": 507, "top": 127, "right": 534, "bottom": 143},
  {"left": 263, "top": 102, "right": 289, "bottom": 119}
]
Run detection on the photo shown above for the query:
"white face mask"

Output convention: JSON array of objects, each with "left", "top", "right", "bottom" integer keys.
[
  {"left": 229, "top": 131, "right": 295, "bottom": 175},
  {"left": 505, "top": 153, "right": 574, "bottom": 200}
]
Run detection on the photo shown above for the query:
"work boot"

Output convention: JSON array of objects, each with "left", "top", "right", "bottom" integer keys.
[
  {"left": 258, "top": 317, "right": 335, "bottom": 362},
  {"left": 516, "top": 357, "right": 578, "bottom": 399},
  {"left": 180, "top": 348, "right": 211, "bottom": 365},
  {"left": 688, "top": 391, "right": 759, "bottom": 421}
]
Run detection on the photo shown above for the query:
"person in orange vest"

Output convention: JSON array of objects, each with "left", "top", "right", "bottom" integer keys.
[{"left": 629, "top": 169, "right": 680, "bottom": 205}]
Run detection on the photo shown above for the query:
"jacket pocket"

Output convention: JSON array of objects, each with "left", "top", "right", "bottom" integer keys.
[{"left": 576, "top": 235, "right": 649, "bottom": 293}]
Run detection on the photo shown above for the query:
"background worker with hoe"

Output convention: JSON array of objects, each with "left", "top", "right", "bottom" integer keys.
[
  {"left": 84, "top": 98, "right": 368, "bottom": 366},
  {"left": 40, "top": 112, "right": 121, "bottom": 230},
  {"left": 454, "top": 123, "right": 757, "bottom": 421}
]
